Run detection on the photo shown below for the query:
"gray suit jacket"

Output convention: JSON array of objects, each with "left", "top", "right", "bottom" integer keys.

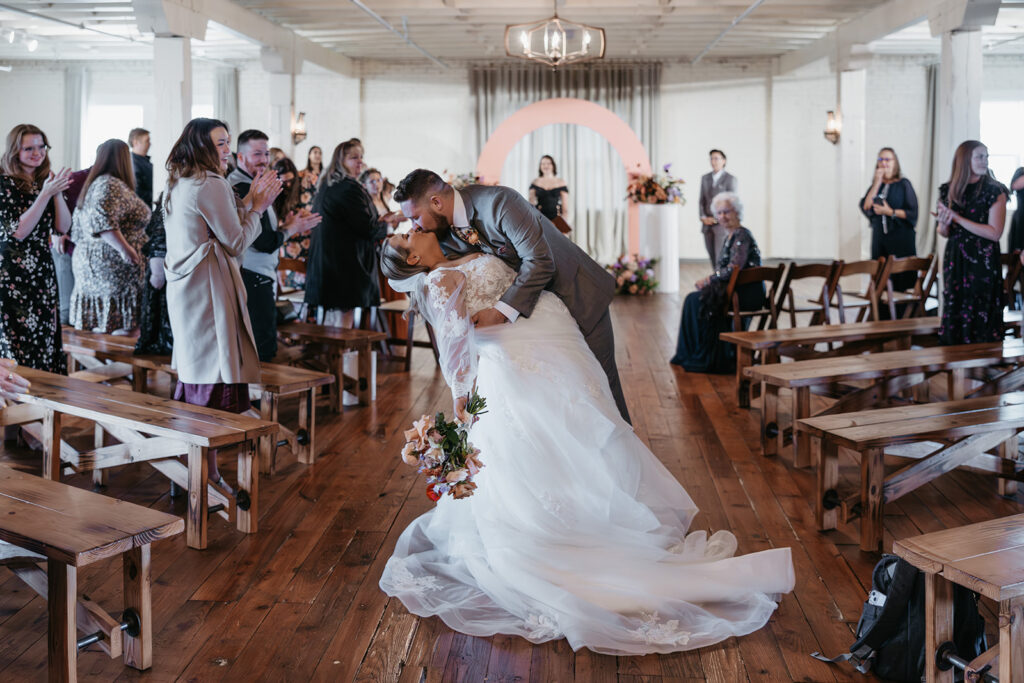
[
  {"left": 698, "top": 171, "right": 737, "bottom": 220},
  {"left": 442, "top": 185, "right": 616, "bottom": 335}
]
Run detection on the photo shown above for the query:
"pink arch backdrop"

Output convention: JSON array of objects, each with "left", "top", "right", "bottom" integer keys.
[{"left": 474, "top": 97, "right": 652, "bottom": 255}]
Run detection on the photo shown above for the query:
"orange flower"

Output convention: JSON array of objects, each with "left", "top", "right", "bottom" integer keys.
[
  {"left": 452, "top": 481, "right": 477, "bottom": 499},
  {"left": 445, "top": 468, "right": 469, "bottom": 483}
]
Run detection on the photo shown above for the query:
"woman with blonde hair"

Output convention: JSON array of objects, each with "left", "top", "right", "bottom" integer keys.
[
  {"left": 0, "top": 123, "right": 72, "bottom": 372},
  {"left": 69, "top": 138, "right": 152, "bottom": 334}
]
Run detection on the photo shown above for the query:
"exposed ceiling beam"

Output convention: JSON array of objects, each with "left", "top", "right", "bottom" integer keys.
[{"left": 774, "top": 0, "right": 937, "bottom": 73}]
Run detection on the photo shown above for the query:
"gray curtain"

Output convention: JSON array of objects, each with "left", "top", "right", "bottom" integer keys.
[
  {"left": 918, "top": 64, "right": 940, "bottom": 258},
  {"left": 215, "top": 67, "right": 240, "bottom": 136},
  {"left": 63, "top": 66, "right": 85, "bottom": 170},
  {"left": 470, "top": 62, "right": 661, "bottom": 263}
]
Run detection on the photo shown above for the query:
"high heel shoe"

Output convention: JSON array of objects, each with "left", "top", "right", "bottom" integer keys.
[{"left": 210, "top": 475, "right": 235, "bottom": 497}]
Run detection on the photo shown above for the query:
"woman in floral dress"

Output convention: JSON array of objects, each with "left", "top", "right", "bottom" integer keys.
[
  {"left": 69, "top": 139, "right": 151, "bottom": 335},
  {"left": 280, "top": 146, "right": 322, "bottom": 289},
  {"left": 0, "top": 124, "right": 72, "bottom": 373},
  {"left": 936, "top": 140, "right": 1009, "bottom": 345}
]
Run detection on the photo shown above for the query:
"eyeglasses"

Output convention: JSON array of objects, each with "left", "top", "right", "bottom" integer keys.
[
  {"left": 877, "top": 158, "right": 894, "bottom": 162},
  {"left": 21, "top": 144, "right": 49, "bottom": 153}
]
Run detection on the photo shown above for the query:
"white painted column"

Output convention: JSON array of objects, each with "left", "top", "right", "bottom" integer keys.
[
  {"left": 152, "top": 36, "right": 192, "bottom": 197},
  {"left": 837, "top": 69, "right": 866, "bottom": 262},
  {"left": 936, "top": 29, "right": 983, "bottom": 178},
  {"left": 268, "top": 72, "right": 293, "bottom": 155}
]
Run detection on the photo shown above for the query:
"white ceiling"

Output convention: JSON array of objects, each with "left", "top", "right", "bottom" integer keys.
[{"left": 0, "top": 1, "right": 1023, "bottom": 66}]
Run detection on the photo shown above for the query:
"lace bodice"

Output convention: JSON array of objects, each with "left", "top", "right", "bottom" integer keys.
[{"left": 421, "top": 255, "right": 516, "bottom": 400}]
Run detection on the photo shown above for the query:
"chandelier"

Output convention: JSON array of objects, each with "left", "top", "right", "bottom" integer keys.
[{"left": 504, "top": 2, "right": 606, "bottom": 68}]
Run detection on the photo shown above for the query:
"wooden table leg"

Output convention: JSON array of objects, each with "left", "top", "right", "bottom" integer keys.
[
  {"left": 332, "top": 351, "right": 344, "bottom": 413},
  {"left": 47, "top": 559, "right": 77, "bottom": 683},
  {"left": 816, "top": 437, "right": 838, "bottom": 531},
  {"left": 297, "top": 388, "right": 315, "bottom": 465},
  {"left": 1000, "top": 597, "right": 1024, "bottom": 683},
  {"left": 925, "top": 573, "right": 953, "bottom": 683},
  {"left": 761, "top": 382, "right": 778, "bottom": 457},
  {"left": 793, "top": 386, "right": 812, "bottom": 468},
  {"left": 132, "top": 367, "right": 149, "bottom": 394},
  {"left": 122, "top": 545, "right": 152, "bottom": 670},
  {"left": 357, "top": 344, "right": 372, "bottom": 405},
  {"left": 860, "top": 446, "right": 885, "bottom": 552},
  {"left": 258, "top": 391, "right": 278, "bottom": 476},
  {"left": 948, "top": 368, "right": 965, "bottom": 401},
  {"left": 237, "top": 441, "right": 258, "bottom": 534},
  {"left": 42, "top": 409, "right": 62, "bottom": 481},
  {"left": 999, "top": 434, "right": 1020, "bottom": 497},
  {"left": 186, "top": 444, "right": 208, "bottom": 550},
  {"left": 737, "top": 347, "right": 753, "bottom": 409}
]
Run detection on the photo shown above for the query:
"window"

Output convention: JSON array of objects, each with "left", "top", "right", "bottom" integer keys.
[
  {"left": 81, "top": 105, "right": 144, "bottom": 167},
  {"left": 981, "top": 100, "right": 1024, "bottom": 208}
]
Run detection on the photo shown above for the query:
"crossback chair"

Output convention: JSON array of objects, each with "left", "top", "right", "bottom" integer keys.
[
  {"left": 276, "top": 258, "right": 308, "bottom": 322},
  {"left": 833, "top": 257, "right": 887, "bottom": 323},
  {"left": 879, "top": 255, "right": 935, "bottom": 319},
  {"left": 776, "top": 261, "right": 839, "bottom": 328},
  {"left": 1002, "top": 250, "right": 1024, "bottom": 310},
  {"left": 724, "top": 264, "right": 785, "bottom": 332}
]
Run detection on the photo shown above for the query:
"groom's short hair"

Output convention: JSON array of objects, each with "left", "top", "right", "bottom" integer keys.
[{"left": 394, "top": 169, "right": 448, "bottom": 203}]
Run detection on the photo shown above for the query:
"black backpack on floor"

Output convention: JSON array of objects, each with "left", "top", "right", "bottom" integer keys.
[{"left": 811, "top": 554, "right": 987, "bottom": 681}]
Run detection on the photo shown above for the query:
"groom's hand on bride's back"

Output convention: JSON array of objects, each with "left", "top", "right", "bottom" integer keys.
[{"left": 472, "top": 308, "right": 509, "bottom": 328}]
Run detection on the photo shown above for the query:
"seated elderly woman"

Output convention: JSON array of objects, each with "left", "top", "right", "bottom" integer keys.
[{"left": 670, "top": 191, "right": 764, "bottom": 373}]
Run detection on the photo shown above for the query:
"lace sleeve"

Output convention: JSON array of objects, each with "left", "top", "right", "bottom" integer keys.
[{"left": 423, "top": 268, "right": 477, "bottom": 401}]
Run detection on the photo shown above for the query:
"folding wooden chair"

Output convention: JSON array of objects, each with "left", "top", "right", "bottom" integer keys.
[
  {"left": 1002, "top": 249, "right": 1023, "bottom": 311},
  {"left": 833, "top": 257, "right": 887, "bottom": 323},
  {"left": 879, "top": 255, "right": 934, "bottom": 319},
  {"left": 776, "top": 261, "right": 838, "bottom": 328},
  {"left": 724, "top": 264, "right": 785, "bottom": 332}
]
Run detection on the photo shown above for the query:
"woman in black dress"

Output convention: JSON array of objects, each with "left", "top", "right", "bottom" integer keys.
[
  {"left": 1008, "top": 167, "right": 1024, "bottom": 253},
  {"left": 528, "top": 155, "right": 570, "bottom": 232},
  {"left": 304, "top": 139, "right": 401, "bottom": 327},
  {"left": 936, "top": 140, "right": 1009, "bottom": 345},
  {"left": 670, "top": 192, "right": 764, "bottom": 373},
  {"left": 0, "top": 124, "right": 72, "bottom": 374},
  {"left": 860, "top": 147, "right": 918, "bottom": 291}
]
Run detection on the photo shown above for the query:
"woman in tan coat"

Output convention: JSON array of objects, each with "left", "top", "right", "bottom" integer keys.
[{"left": 163, "top": 117, "right": 280, "bottom": 489}]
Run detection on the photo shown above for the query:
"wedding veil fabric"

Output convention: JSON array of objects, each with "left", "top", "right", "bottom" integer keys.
[{"left": 380, "top": 255, "right": 794, "bottom": 655}]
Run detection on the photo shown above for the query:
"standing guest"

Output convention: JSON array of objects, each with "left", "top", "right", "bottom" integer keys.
[
  {"left": 698, "top": 149, "right": 737, "bottom": 268},
  {"left": 229, "top": 130, "right": 319, "bottom": 361},
  {"left": 359, "top": 167, "right": 398, "bottom": 228},
  {"left": 671, "top": 192, "right": 763, "bottom": 373},
  {"left": 528, "top": 155, "right": 570, "bottom": 232},
  {"left": 52, "top": 166, "right": 90, "bottom": 326},
  {"left": 0, "top": 124, "right": 71, "bottom": 373},
  {"left": 129, "top": 127, "right": 153, "bottom": 208},
  {"left": 134, "top": 191, "right": 173, "bottom": 355},
  {"left": 299, "top": 146, "right": 322, "bottom": 211},
  {"left": 305, "top": 139, "right": 400, "bottom": 327},
  {"left": 163, "top": 117, "right": 281, "bottom": 489},
  {"left": 1009, "top": 167, "right": 1024, "bottom": 253},
  {"left": 273, "top": 157, "right": 302, "bottom": 219},
  {"left": 283, "top": 146, "right": 323, "bottom": 289},
  {"left": 936, "top": 140, "right": 1009, "bottom": 345},
  {"left": 69, "top": 139, "right": 151, "bottom": 335},
  {"left": 860, "top": 147, "right": 919, "bottom": 291},
  {"left": 269, "top": 147, "right": 287, "bottom": 164},
  {"left": 276, "top": 157, "right": 309, "bottom": 290}
]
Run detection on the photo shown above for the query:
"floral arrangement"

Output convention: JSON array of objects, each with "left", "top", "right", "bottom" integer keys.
[
  {"left": 607, "top": 255, "right": 659, "bottom": 295},
  {"left": 401, "top": 392, "right": 488, "bottom": 501},
  {"left": 444, "top": 170, "right": 483, "bottom": 190},
  {"left": 626, "top": 163, "right": 685, "bottom": 205}
]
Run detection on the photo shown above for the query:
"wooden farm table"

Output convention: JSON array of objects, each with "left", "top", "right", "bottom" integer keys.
[{"left": 720, "top": 316, "right": 940, "bottom": 408}]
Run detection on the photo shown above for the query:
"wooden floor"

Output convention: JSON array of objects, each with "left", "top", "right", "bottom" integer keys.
[{"left": 1, "top": 262, "right": 1019, "bottom": 682}]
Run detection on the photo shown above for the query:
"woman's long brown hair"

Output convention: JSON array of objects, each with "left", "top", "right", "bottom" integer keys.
[
  {"left": 946, "top": 140, "right": 986, "bottom": 208},
  {"left": 1, "top": 124, "right": 52, "bottom": 192},
  {"left": 78, "top": 139, "right": 135, "bottom": 207},
  {"left": 164, "top": 117, "right": 228, "bottom": 211},
  {"left": 319, "top": 138, "right": 362, "bottom": 192}
]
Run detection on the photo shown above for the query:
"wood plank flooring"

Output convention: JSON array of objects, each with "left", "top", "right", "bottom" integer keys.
[{"left": 0, "top": 262, "right": 1017, "bottom": 682}]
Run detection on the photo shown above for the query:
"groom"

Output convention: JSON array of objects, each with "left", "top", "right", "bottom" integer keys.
[{"left": 394, "top": 169, "right": 630, "bottom": 424}]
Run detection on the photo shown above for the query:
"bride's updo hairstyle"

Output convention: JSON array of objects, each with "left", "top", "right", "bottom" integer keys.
[{"left": 380, "top": 238, "right": 428, "bottom": 282}]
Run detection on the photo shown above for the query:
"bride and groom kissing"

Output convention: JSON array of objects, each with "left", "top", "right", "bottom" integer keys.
[{"left": 377, "top": 169, "right": 794, "bottom": 655}]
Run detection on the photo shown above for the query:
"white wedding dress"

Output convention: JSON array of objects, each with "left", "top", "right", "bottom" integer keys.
[{"left": 379, "top": 254, "right": 795, "bottom": 655}]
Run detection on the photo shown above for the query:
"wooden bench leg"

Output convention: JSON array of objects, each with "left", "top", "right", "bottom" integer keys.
[
  {"left": 297, "top": 388, "right": 315, "bottom": 465},
  {"left": 92, "top": 423, "right": 107, "bottom": 489},
  {"left": 331, "top": 352, "right": 343, "bottom": 414},
  {"left": 925, "top": 572, "right": 953, "bottom": 683},
  {"left": 186, "top": 444, "right": 209, "bottom": 550},
  {"left": 761, "top": 382, "right": 778, "bottom": 457},
  {"left": 793, "top": 386, "right": 812, "bottom": 468},
  {"left": 816, "top": 437, "right": 838, "bottom": 531},
  {"left": 132, "top": 367, "right": 149, "bottom": 394},
  {"left": 47, "top": 559, "right": 77, "bottom": 683},
  {"left": 42, "top": 409, "right": 62, "bottom": 481},
  {"left": 405, "top": 311, "right": 415, "bottom": 372},
  {"left": 860, "top": 446, "right": 885, "bottom": 553},
  {"left": 357, "top": 345, "right": 372, "bottom": 405},
  {"left": 999, "top": 434, "right": 1020, "bottom": 497},
  {"left": 122, "top": 545, "right": 152, "bottom": 670},
  {"left": 737, "top": 347, "right": 752, "bottom": 409},
  {"left": 1000, "top": 597, "right": 1024, "bottom": 683},
  {"left": 948, "top": 367, "right": 965, "bottom": 401},
  {"left": 258, "top": 391, "right": 278, "bottom": 477},
  {"left": 237, "top": 442, "right": 258, "bottom": 534}
]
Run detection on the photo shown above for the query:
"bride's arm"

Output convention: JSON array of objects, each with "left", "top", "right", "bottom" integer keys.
[{"left": 423, "top": 269, "right": 478, "bottom": 407}]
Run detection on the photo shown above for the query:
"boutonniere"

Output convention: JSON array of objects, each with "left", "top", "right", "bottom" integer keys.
[{"left": 457, "top": 227, "right": 481, "bottom": 245}]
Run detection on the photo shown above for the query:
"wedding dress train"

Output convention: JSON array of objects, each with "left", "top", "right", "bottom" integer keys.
[{"left": 379, "top": 255, "right": 794, "bottom": 655}]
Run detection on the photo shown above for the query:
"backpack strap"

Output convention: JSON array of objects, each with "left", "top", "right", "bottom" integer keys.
[{"left": 810, "top": 648, "right": 875, "bottom": 675}]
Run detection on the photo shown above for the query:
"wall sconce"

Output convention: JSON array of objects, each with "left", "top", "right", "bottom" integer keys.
[
  {"left": 290, "top": 111, "right": 307, "bottom": 145},
  {"left": 823, "top": 110, "right": 841, "bottom": 145}
]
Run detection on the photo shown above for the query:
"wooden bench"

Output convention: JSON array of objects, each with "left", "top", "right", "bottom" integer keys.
[
  {"left": 799, "top": 393, "right": 1024, "bottom": 552},
  {"left": 894, "top": 514, "right": 1024, "bottom": 682},
  {"left": 0, "top": 465, "right": 183, "bottom": 681},
  {"left": 720, "top": 316, "right": 940, "bottom": 408},
  {"left": 747, "top": 338, "right": 1024, "bottom": 467},
  {"left": 277, "top": 322, "right": 386, "bottom": 412},
  {"left": 3, "top": 366, "right": 276, "bottom": 550},
  {"left": 61, "top": 328, "right": 334, "bottom": 475}
]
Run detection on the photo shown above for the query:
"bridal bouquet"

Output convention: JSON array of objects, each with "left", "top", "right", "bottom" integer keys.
[
  {"left": 607, "top": 255, "right": 659, "bottom": 295},
  {"left": 401, "top": 392, "right": 488, "bottom": 501},
  {"left": 626, "top": 163, "right": 685, "bottom": 205}
]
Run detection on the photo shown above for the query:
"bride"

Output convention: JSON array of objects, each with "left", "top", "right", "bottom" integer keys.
[{"left": 377, "top": 230, "right": 794, "bottom": 655}]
